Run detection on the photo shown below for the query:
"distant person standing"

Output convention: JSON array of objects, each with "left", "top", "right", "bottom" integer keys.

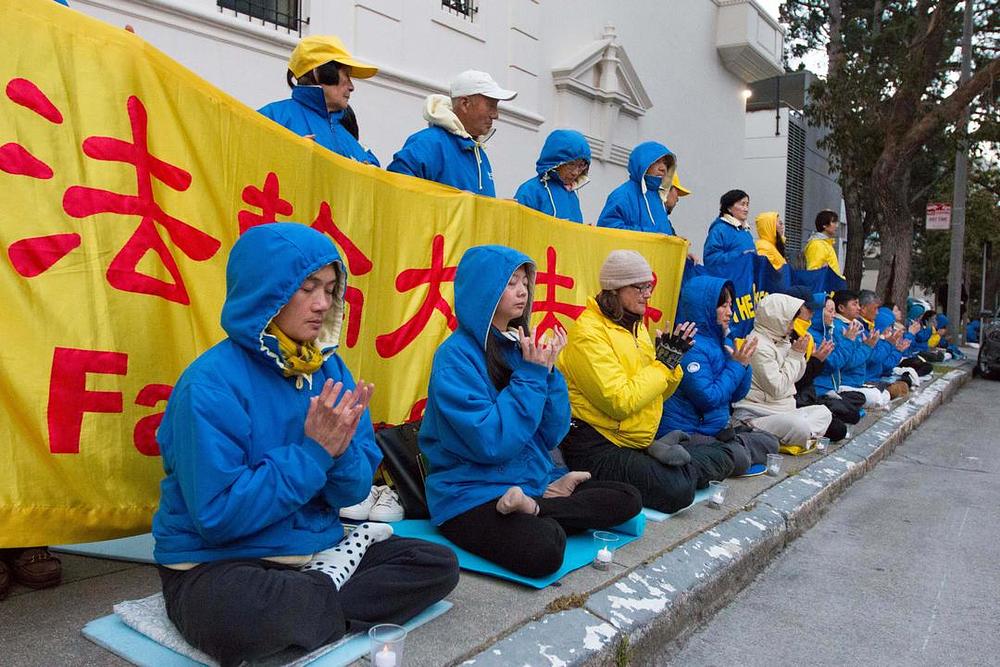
[
  {"left": 514, "top": 129, "right": 591, "bottom": 223},
  {"left": 703, "top": 189, "right": 756, "bottom": 276},
  {"left": 259, "top": 35, "right": 381, "bottom": 165},
  {"left": 754, "top": 211, "right": 787, "bottom": 270},
  {"left": 804, "top": 210, "right": 843, "bottom": 276},
  {"left": 596, "top": 141, "right": 677, "bottom": 234},
  {"left": 388, "top": 70, "right": 517, "bottom": 197}
]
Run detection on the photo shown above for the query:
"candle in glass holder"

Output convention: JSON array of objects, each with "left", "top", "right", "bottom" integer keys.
[{"left": 374, "top": 645, "right": 397, "bottom": 667}]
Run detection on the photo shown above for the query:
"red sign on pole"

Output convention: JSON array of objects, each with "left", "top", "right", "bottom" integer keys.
[{"left": 926, "top": 203, "right": 951, "bottom": 231}]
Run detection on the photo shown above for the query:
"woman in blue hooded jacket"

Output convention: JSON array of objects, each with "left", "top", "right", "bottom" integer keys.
[
  {"left": 419, "top": 245, "right": 642, "bottom": 578},
  {"left": 596, "top": 141, "right": 676, "bottom": 234},
  {"left": 514, "top": 129, "right": 591, "bottom": 223},
  {"left": 703, "top": 189, "right": 756, "bottom": 275},
  {"left": 259, "top": 36, "right": 381, "bottom": 165},
  {"left": 152, "top": 224, "right": 458, "bottom": 665}
]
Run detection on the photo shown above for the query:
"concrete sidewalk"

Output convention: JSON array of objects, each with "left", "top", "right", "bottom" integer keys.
[{"left": 0, "top": 361, "right": 973, "bottom": 667}]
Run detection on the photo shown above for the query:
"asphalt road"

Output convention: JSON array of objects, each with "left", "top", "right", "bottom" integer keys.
[{"left": 664, "top": 377, "right": 1000, "bottom": 667}]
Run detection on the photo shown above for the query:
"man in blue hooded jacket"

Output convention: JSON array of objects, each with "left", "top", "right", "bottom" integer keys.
[
  {"left": 259, "top": 35, "right": 381, "bottom": 166},
  {"left": 596, "top": 141, "right": 677, "bottom": 234},
  {"left": 387, "top": 70, "right": 516, "bottom": 196},
  {"left": 514, "top": 129, "right": 591, "bottom": 223},
  {"left": 152, "top": 223, "right": 458, "bottom": 665}
]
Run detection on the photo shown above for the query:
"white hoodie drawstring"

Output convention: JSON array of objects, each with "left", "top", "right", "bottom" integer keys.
[{"left": 541, "top": 174, "right": 558, "bottom": 218}]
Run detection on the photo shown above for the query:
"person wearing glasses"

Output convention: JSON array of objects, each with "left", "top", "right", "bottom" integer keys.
[
  {"left": 557, "top": 251, "right": 731, "bottom": 514},
  {"left": 513, "top": 129, "right": 591, "bottom": 223},
  {"left": 259, "top": 35, "right": 381, "bottom": 166}
]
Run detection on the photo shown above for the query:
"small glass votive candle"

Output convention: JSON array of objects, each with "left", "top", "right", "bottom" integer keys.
[
  {"left": 766, "top": 453, "right": 783, "bottom": 476},
  {"left": 707, "top": 481, "right": 728, "bottom": 509},
  {"left": 815, "top": 436, "right": 830, "bottom": 452},
  {"left": 369, "top": 624, "right": 407, "bottom": 667},
  {"left": 592, "top": 531, "right": 619, "bottom": 571}
]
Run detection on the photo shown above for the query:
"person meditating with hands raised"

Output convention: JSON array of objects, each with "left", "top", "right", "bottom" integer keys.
[{"left": 419, "top": 245, "right": 642, "bottom": 579}]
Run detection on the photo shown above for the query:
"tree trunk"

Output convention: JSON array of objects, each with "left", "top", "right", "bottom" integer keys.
[
  {"left": 842, "top": 184, "right": 866, "bottom": 289},
  {"left": 873, "top": 163, "right": 913, "bottom": 306}
]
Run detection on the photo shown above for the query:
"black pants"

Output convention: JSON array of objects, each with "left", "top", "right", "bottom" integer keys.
[
  {"left": 900, "top": 356, "right": 934, "bottom": 375},
  {"left": 158, "top": 537, "right": 459, "bottom": 667},
  {"left": 439, "top": 479, "right": 642, "bottom": 579},
  {"left": 559, "top": 421, "right": 734, "bottom": 514}
]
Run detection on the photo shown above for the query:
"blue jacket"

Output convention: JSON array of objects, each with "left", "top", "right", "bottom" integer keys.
[
  {"left": 864, "top": 308, "right": 903, "bottom": 380},
  {"left": 388, "top": 125, "right": 496, "bottom": 197},
  {"left": 967, "top": 319, "right": 981, "bottom": 343},
  {"left": 815, "top": 315, "right": 872, "bottom": 391},
  {"left": 659, "top": 276, "right": 750, "bottom": 436},
  {"left": 514, "top": 129, "right": 590, "bottom": 223},
  {"left": 809, "top": 302, "right": 862, "bottom": 394},
  {"left": 703, "top": 216, "right": 757, "bottom": 277},
  {"left": 596, "top": 141, "right": 675, "bottom": 234},
  {"left": 419, "top": 245, "right": 571, "bottom": 525},
  {"left": 258, "top": 87, "right": 380, "bottom": 166},
  {"left": 152, "top": 223, "right": 382, "bottom": 565}
]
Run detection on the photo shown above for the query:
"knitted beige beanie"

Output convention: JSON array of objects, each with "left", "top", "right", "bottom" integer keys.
[{"left": 599, "top": 250, "right": 653, "bottom": 290}]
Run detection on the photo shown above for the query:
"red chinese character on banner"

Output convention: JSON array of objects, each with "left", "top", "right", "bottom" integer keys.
[
  {"left": 59, "top": 95, "right": 221, "bottom": 304},
  {"left": 375, "top": 234, "right": 457, "bottom": 358},
  {"left": 238, "top": 171, "right": 292, "bottom": 234},
  {"left": 311, "top": 202, "right": 373, "bottom": 348},
  {"left": 643, "top": 272, "right": 664, "bottom": 327},
  {"left": 532, "top": 246, "right": 585, "bottom": 340}
]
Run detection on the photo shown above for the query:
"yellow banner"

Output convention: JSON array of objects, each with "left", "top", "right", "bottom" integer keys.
[{"left": 0, "top": 0, "right": 688, "bottom": 545}]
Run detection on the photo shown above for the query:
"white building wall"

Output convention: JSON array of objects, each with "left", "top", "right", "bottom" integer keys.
[
  {"left": 68, "top": 0, "right": 781, "bottom": 256},
  {"left": 741, "top": 107, "right": 790, "bottom": 220}
]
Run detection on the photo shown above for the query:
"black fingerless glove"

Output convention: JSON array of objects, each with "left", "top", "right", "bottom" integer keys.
[{"left": 654, "top": 332, "right": 694, "bottom": 369}]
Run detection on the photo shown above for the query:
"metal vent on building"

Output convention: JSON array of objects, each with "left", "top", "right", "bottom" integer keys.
[
  {"left": 784, "top": 116, "right": 806, "bottom": 256},
  {"left": 442, "top": 0, "right": 478, "bottom": 21}
]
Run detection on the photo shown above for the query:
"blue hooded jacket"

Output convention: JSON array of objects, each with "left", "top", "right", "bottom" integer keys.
[
  {"left": 808, "top": 297, "right": 863, "bottom": 394},
  {"left": 703, "top": 216, "right": 756, "bottom": 277},
  {"left": 152, "top": 223, "right": 382, "bottom": 565},
  {"left": 817, "top": 316, "right": 872, "bottom": 391},
  {"left": 659, "top": 276, "right": 750, "bottom": 436},
  {"left": 967, "top": 319, "right": 981, "bottom": 343},
  {"left": 419, "top": 245, "right": 571, "bottom": 525},
  {"left": 596, "top": 141, "right": 675, "bottom": 234},
  {"left": 514, "top": 130, "right": 590, "bottom": 223},
  {"left": 258, "top": 87, "right": 380, "bottom": 166},
  {"left": 865, "top": 307, "right": 903, "bottom": 380},
  {"left": 388, "top": 127, "right": 496, "bottom": 197}
]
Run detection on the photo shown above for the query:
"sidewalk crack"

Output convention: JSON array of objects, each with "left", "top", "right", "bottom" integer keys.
[{"left": 895, "top": 453, "right": 993, "bottom": 475}]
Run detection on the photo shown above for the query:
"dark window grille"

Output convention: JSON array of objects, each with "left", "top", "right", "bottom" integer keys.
[
  {"left": 784, "top": 116, "right": 806, "bottom": 257},
  {"left": 442, "top": 0, "right": 478, "bottom": 21},
  {"left": 217, "top": 0, "right": 309, "bottom": 35}
]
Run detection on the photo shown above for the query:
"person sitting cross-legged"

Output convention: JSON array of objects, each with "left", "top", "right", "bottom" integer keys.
[
  {"left": 419, "top": 245, "right": 642, "bottom": 579},
  {"left": 152, "top": 224, "right": 458, "bottom": 667}
]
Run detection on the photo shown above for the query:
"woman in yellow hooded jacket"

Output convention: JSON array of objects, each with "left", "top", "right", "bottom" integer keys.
[
  {"left": 557, "top": 251, "right": 736, "bottom": 513},
  {"left": 754, "top": 211, "right": 787, "bottom": 270}
]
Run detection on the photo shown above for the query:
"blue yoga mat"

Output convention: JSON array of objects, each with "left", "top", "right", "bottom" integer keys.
[
  {"left": 642, "top": 485, "right": 715, "bottom": 522},
  {"left": 82, "top": 600, "right": 452, "bottom": 667},
  {"left": 54, "top": 533, "right": 155, "bottom": 563},
  {"left": 737, "top": 463, "right": 768, "bottom": 477},
  {"left": 390, "top": 513, "right": 645, "bottom": 589}
]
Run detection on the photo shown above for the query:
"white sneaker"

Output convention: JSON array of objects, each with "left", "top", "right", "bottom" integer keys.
[
  {"left": 368, "top": 486, "right": 404, "bottom": 522},
  {"left": 339, "top": 486, "right": 379, "bottom": 521}
]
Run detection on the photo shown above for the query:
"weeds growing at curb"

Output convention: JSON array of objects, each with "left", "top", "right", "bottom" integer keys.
[
  {"left": 614, "top": 635, "right": 632, "bottom": 666},
  {"left": 544, "top": 592, "right": 589, "bottom": 613}
]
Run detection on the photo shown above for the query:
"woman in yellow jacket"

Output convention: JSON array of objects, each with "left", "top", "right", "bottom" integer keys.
[
  {"left": 755, "top": 211, "right": 787, "bottom": 270},
  {"left": 557, "top": 251, "right": 733, "bottom": 513}
]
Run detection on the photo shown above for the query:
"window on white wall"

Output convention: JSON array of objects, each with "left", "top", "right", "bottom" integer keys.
[
  {"left": 217, "top": 0, "right": 309, "bottom": 34},
  {"left": 441, "top": 0, "right": 478, "bottom": 22}
]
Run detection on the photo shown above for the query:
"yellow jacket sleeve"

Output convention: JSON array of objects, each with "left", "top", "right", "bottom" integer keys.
[
  {"left": 803, "top": 239, "right": 826, "bottom": 270},
  {"left": 559, "top": 327, "right": 676, "bottom": 422}
]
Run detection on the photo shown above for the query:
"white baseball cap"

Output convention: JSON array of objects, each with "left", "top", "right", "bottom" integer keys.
[{"left": 449, "top": 70, "right": 517, "bottom": 101}]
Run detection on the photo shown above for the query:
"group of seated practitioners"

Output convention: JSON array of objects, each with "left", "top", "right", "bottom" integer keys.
[
  {"left": 703, "top": 190, "right": 756, "bottom": 276},
  {"left": 731, "top": 293, "right": 834, "bottom": 447},
  {"left": 151, "top": 224, "right": 459, "bottom": 666},
  {"left": 514, "top": 129, "right": 592, "bottom": 223},
  {"left": 657, "top": 276, "right": 780, "bottom": 473},
  {"left": 554, "top": 251, "right": 738, "bottom": 513},
  {"left": 417, "top": 245, "right": 642, "bottom": 579},
  {"left": 858, "top": 290, "right": 911, "bottom": 399}
]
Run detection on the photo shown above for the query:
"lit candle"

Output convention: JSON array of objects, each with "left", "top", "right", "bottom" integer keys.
[
  {"left": 596, "top": 547, "right": 613, "bottom": 563},
  {"left": 374, "top": 645, "right": 397, "bottom": 667},
  {"left": 711, "top": 491, "right": 725, "bottom": 505}
]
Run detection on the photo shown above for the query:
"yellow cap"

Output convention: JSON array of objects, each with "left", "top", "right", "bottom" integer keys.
[
  {"left": 288, "top": 36, "right": 378, "bottom": 80},
  {"left": 672, "top": 172, "right": 691, "bottom": 197}
]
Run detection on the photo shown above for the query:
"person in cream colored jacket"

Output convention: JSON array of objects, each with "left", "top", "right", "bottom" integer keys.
[
  {"left": 388, "top": 70, "right": 516, "bottom": 196},
  {"left": 733, "top": 293, "right": 832, "bottom": 446}
]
